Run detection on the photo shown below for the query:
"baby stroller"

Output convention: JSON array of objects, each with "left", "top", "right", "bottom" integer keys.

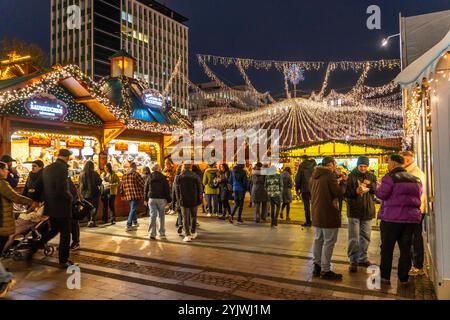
[{"left": 1, "top": 206, "right": 55, "bottom": 261}]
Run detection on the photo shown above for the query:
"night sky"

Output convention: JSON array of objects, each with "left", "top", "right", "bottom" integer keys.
[{"left": 1, "top": 0, "right": 450, "bottom": 96}]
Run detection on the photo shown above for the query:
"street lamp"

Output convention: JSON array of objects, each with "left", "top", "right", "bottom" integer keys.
[{"left": 381, "top": 33, "right": 400, "bottom": 47}]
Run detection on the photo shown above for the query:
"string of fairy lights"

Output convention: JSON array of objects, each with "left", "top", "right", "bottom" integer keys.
[{"left": 0, "top": 65, "right": 191, "bottom": 134}]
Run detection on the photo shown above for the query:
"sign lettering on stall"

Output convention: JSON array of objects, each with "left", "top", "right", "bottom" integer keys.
[
  {"left": 142, "top": 89, "right": 163, "bottom": 109},
  {"left": 24, "top": 94, "right": 68, "bottom": 120},
  {"left": 29, "top": 136, "right": 52, "bottom": 148},
  {"left": 115, "top": 142, "right": 129, "bottom": 152},
  {"left": 66, "top": 138, "right": 84, "bottom": 149},
  {"left": 138, "top": 143, "right": 151, "bottom": 153}
]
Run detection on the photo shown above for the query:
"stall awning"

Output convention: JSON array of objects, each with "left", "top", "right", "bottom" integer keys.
[{"left": 395, "top": 29, "right": 450, "bottom": 90}]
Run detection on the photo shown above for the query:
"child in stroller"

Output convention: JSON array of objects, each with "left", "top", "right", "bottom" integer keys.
[{"left": 1, "top": 206, "right": 55, "bottom": 260}]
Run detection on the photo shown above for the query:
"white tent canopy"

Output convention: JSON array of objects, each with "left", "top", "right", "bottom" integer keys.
[{"left": 395, "top": 29, "right": 450, "bottom": 90}]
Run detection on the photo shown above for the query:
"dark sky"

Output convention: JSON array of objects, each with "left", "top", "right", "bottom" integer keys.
[{"left": 1, "top": 0, "right": 450, "bottom": 96}]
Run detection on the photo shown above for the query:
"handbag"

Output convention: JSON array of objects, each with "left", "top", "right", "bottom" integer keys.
[{"left": 73, "top": 199, "right": 94, "bottom": 221}]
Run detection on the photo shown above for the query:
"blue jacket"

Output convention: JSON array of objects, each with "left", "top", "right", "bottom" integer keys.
[{"left": 229, "top": 165, "right": 248, "bottom": 192}]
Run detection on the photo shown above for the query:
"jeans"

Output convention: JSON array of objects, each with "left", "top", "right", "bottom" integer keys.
[
  {"left": 148, "top": 199, "right": 167, "bottom": 237},
  {"left": 412, "top": 215, "right": 425, "bottom": 269},
  {"left": 102, "top": 194, "right": 116, "bottom": 222},
  {"left": 127, "top": 200, "right": 140, "bottom": 227},
  {"left": 206, "top": 194, "right": 219, "bottom": 214},
  {"left": 347, "top": 218, "right": 372, "bottom": 264},
  {"left": 231, "top": 190, "right": 245, "bottom": 219},
  {"left": 176, "top": 209, "right": 183, "bottom": 228},
  {"left": 380, "top": 221, "right": 415, "bottom": 282},
  {"left": 221, "top": 199, "right": 231, "bottom": 217},
  {"left": 313, "top": 227, "right": 339, "bottom": 272},
  {"left": 254, "top": 201, "right": 268, "bottom": 222},
  {"left": 181, "top": 206, "right": 198, "bottom": 236},
  {"left": 71, "top": 219, "right": 80, "bottom": 245},
  {"left": 0, "top": 236, "right": 13, "bottom": 284},
  {"left": 269, "top": 196, "right": 281, "bottom": 226},
  {"left": 301, "top": 192, "right": 312, "bottom": 225}
]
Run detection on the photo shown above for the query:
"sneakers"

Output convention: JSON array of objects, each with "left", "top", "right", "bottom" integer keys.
[
  {"left": 207, "top": 213, "right": 212, "bottom": 217},
  {"left": 87, "top": 221, "right": 96, "bottom": 228},
  {"left": 126, "top": 226, "right": 135, "bottom": 232},
  {"left": 410, "top": 267, "right": 426, "bottom": 276},
  {"left": 177, "top": 226, "right": 183, "bottom": 235},
  {"left": 313, "top": 264, "right": 322, "bottom": 277},
  {"left": 159, "top": 235, "right": 167, "bottom": 241},
  {"left": 111, "top": 220, "right": 116, "bottom": 225},
  {"left": 133, "top": 222, "right": 140, "bottom": 228},
  {"left": 349, "top": 263, "right": 358, "bottom": 273},
  {"left": 183, "top": 236, "right": 192, "bottom": 242},
  {"left": 237, "top": 218, "right": 244, "bottom": 224},
  {"left": 229, "top": 217, "right": 234, "bottom": 224},
  {"left": 149, "top": 236, "right": 156, "bottom": 240},
  {"left": 0, "top": 278, "right": 17, "bottom": 298},
  {"left": 191, "top": 233, "right": 198, "bottom": 240},
  {"left": 70, "top": 243, "right": 80, "bottom": 251},
  {"left": 320, "top": 271, "right": 343, "bottom": 281}
]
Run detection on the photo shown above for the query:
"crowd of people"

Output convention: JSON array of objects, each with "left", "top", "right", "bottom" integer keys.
[{"left": 0, "top": 149, "right": 426, "bottom": 298}]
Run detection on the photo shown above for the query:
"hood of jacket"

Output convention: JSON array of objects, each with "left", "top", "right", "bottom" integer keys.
[
  {"left": 312, "top": 166, "right": 333, "bottom": 179},
  {"left": 150, "top": 171, "right": 166, "bottom": 182},
  {"left": 299, "top": 159, "right": 317, "bottom": 171}
]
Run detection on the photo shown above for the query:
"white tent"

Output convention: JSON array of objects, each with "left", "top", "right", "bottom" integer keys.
[{"left": 395, "top": 29, "right": 450, "bottom": 89}]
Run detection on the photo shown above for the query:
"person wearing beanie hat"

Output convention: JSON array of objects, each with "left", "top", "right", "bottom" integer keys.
[
  {"left": 375, "top": 154, "right": 422, "bottom": 285},
  {"left": 0, "top": 155, "right": 20, "bottom": 188},
  {"left": 310, "top": 156, "right": 348, "bottom": 280},
  {"left": 345, "top": 156, "right": 378, "bottom": 273}
]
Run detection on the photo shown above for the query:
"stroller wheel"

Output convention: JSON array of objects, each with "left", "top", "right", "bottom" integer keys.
[
  {"left": 44, "top": 245, "right": 55, "bottom": 257},
  {"left": 12, "top": 251, "right": 23, "bottom": 261}
]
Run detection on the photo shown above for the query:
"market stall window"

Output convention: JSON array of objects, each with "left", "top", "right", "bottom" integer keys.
[
  {"left": 11, "top": 130, "right": 100, "bottom": 184},
  {"left": 107, "top": 139, "right": 160, "bottom": 174}
]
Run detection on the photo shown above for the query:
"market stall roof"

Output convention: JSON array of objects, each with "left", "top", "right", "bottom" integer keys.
[
  {"left": 395, "top": 29, "right": 450, "bottom": 90},
  {"left": 100, "top": 76, "right": 192, "bottom": 134},
  {"left": 0, "top": 65, "right": 121, "bottom": 124},
  {"left": 281, "top": 140, "right": 400, "bottom": 158}
]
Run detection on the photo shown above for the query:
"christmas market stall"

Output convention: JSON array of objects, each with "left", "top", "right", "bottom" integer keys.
[
  {"left": 280, "top": 139, "right": 401, "bottom": 177},
  {"left": 395, "top": 29, "right": 450, "bottom": 299}
]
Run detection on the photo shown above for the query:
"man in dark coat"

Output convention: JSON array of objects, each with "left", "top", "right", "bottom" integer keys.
[
  {"left": 0, "top": 155, "right": 20, "bottom": 188},
  {"left": 176, "top": 163, "right": 203, "bottom": 242},
  {"left": 22, "top": 160, "right": 44, "bottom": 201},
  {"left": 310, "top": 157, "right": 347, "bottom": 280},
  {"left": 28, "top": 149, "right": 74, "bottom": 267},
  {"left": 345, "top": 156, "right": 377, "bottom": 272},
  {"left": 295, "top": 156, "right": 317, "bottom": 227}
]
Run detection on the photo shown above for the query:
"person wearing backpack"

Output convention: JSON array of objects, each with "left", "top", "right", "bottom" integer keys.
[{"left": 202, "top": 163, "right": 220, "bottom": 217}]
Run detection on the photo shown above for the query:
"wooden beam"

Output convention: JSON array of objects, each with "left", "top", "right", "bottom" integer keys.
[{"left": 75, "top": 96, "right": 97, "bottom": 103}]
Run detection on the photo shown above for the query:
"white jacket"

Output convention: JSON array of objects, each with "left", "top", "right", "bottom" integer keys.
[{"left": 406, "top": 162, "right": 426, "bottom": 213}]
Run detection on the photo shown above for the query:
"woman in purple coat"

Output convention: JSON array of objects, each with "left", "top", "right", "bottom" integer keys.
[{"left": 376, "top": 154, "right": 422, "bottom": 285}]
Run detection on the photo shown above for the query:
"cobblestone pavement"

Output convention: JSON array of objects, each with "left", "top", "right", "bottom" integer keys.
[{"left": 1, "top": 210, "right": 436, "bottom": 300}]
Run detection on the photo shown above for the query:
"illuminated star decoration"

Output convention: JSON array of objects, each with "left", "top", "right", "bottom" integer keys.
[{"left": 287, "top": 64, "right": 305, "bottom": 85}]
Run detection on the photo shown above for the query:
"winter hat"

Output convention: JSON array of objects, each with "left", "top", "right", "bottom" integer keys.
[
  {"left": 321, "top": 157, "right": 335, "bottom": 166},
  {"left": 357, "top": 156, "right": 370, "bottom": 167},
  {"left": 390, "top": 154, "right": 405, "bottom": 165},
  {"left": 32, "top": 160, "right": 44, "bottom": 168}
]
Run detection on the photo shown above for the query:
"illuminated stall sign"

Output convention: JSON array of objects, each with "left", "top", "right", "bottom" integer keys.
[
  {"left": 138, "top": 143, "right": 151, "bottom": 153},
  {"left": 66, "top": 138, "right": 84, "bottom": 149},
  {"left": 115, "top": 142, "right": 129, "bottom": 152},
  {"left": 24, "top": 94, "right": 68, "bottom": 120},
  {"left": 29, "top": 136, "right": 52, "bottom": 148},
  {"left": 142, "top": 90, "right": 164, "bottom": 109}
]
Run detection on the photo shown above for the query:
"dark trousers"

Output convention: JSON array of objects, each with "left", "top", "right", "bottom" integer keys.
[
  {"left": 221, "top": 199, "right": 231, "bottom": 217},
  {"left": 231, "top": 190, "right": 245, "bottom": 219},
  {"left": 0, "top": 236, "right": 8, "bottom": 255},
  {"left": 71, "top": 219, "right": 80, "bottom": 245},
  {"left": 380, "top": 221, "right": 416, "bottom": 282},
  {"left": 40, "top": 217, "right": 71, "bottom": 264},
  {"left": 101, "top": 194, "right": 116, "bottom": 222},
  {"left": 412, "top": 215, "right": 425, "bottom": 269},
  {"left": 181, "top": 206, "right": 198, "bottom": 236},
  {"left": 301, "top": 192, "right": 312, "bottom": 225},
  {"left": 281, "top": 203, "right": 291, "bottom": 218},
  {"left": 86, "top": 197, "right": 100, "bottom": 223},
  {"left": 270, "top": 196, "right": 281, "bottom": 226}
]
